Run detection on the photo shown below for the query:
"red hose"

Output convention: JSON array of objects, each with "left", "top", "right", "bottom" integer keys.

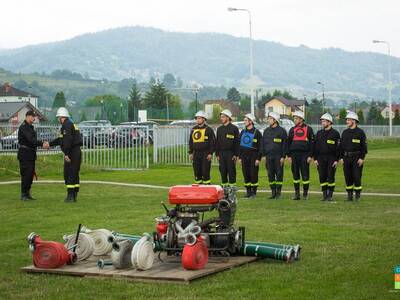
[
  {"left": 31, "top": 235, "right": 76, "bottom": 269},
  {"left": 181, "top": 236, "right": 208, "bottom": 270}
]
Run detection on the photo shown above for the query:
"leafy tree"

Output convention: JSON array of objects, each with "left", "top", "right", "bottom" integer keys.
[
  {"left": 306, "top": 98, "right": 324, "bottom": 123},
  {"left": 367, "top": 101, "right": 384, "bottom": 125},
  {"left": 52, "top": 91, "right": 66, "bottom": 108},
  {"left": 393, "top": 109, "right": 400, "bottom": 125},
  {"left": 339, "top": 108, "right": 347, "bottom": 124},
  {"left": 210, "top": 105, "right": 222, "bottom": 124},
  {"left": 80, "top": 111, "right": 87, "bottom": 122},
  {"left": 163, "top": 73, "right": 176, "bottom": 88},
  {"left": 128, "top": 83, "right": 142, "bottom": 122},
  {"left": 227, "top": 87, "right": 241, "bottom": 102},
  {"left": 85, "top": 94, "right": 125, "bottom": 124},
  {"left": 357, "top": 109, "right": 364, "bottom": 124},
  {"left": 239, "top": 95, "right": 251, "bottom": 114}
]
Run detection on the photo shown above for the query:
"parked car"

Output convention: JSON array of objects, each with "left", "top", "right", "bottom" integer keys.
[
  {"left": 111, "top": 124, "right": 151, "bottom": 147},
  {"left": 120, "top": 121, "right": 158, "bottom": 143},
  {"left": 78, "top": 120, "right": 112, "bottom": 148},
  {"left": 279, "top": 118, "right": 295, "bottom": 132},
  {"left": 169, "top": 120, "right": 196, "bottom": 127},
  {"left": 0, "top": 129, "right": 19, "bottom": 150}
]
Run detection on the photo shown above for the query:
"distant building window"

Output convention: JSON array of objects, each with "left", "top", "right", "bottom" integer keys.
[{"left": 268, "top": 107, "right": 273, "bottom": 112}]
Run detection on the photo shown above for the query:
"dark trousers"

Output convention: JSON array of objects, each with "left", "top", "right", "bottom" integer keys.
[
  {"left": 343, "top": 156, "right": 363, "bottom": 192},
  {"left": 241, "top": 152, "right": 259, "bottom": 187},
  {"left": 291, "top": 153, "right": 310, "bottom": 191},
  {"left": 192, "top": 151, "right": 212, "bottom": 184},
  {"left": 317, "top": 156, "right": 337, "bottom": 192},
  {"left": 266, "top": 155, "right": 284, "bottom": 189},
  {"left": 65, "top": 147, "right": 82, "bottom": 190},
  {"left": 219, "top": 150, "right": 236, "bottom": 185},
  {"left": 19, "top": 159, "right": 35, "bottom": 194}
]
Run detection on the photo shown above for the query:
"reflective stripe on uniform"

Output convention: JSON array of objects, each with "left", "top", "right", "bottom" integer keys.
[
  {"left": 293, "top": 179, "right": 301, "bottom": 184},
  {"left": 302, "top": 180, "right": 310, "bottom": 185},
  {"left": 354, "top": 186, "right": 362, "bottom": 190},
  {"left": 346, "top": 185, "right": 354, "bottom": 190},
  {"left": 250, "top": 182, "right": 259, "bottom": 187},
  {"left": 66, "top": 184, "right": 75, "bottom": 188},
  {"left": 320, "top": 182, "right": 328, "bottom": 187},
  {"left": 327, "top": 183, "right": 336, "bottom": 187},
  {"left": 275, "top": 181, "right": 283, "bottom": 185}
]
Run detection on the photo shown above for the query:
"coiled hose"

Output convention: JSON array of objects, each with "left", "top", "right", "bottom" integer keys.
[
  {"left": 63, "top": 233, "right": 94, "bottom": 261},
  {"left": 131, "top": 233, "right": 154, "bottom": 270},
  {"left": 81, "top": 226, "right": 112, "bottom": 256}
]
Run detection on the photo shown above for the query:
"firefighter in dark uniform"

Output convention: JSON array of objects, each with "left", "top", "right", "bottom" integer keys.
[
  {"left": 49, "top": 107, "right": 83, "bottom": 202},
  {"left": 215, "top": 110, "right": 240, "bottom": 187},
  {"left": 239, "top": 113, "right": 262, "bottom": 198},
  {"left": 288, "top": 111, "right": 315, "bottom": 200},
  {"left": 313, "top": 113, "right": 340, "bottom": 202},
  {"left": 17, "top": 110, "right": 46, "bottom": 201},
  {"left": 260, "top": 112, "right": 288, "bottom": 200},
  {"left": 188, "top": 110, "right": 216, "bottom": 184},
  {"left": 340, "top": 111, "right": 367, "bottom": 201}
]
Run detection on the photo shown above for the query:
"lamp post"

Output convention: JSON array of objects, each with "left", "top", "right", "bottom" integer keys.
[
  {"left": 228, "top": 7, "right": 255, "bottom": 115},
  {"left": 373, "top": 40, "right": 392, "bottom": 136}
]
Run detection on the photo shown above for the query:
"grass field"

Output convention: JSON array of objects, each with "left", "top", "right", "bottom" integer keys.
[{"left": 0, "top": 139, "right": 399, "bottom": 299}]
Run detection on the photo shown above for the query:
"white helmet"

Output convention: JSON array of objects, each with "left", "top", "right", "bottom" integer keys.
[
  {"left": 244, "top": 113, "right": 256, "bottom": 123},
  {"left": 220, "top": 109, "right": 232, "bottom": 119},
  {"left": 320, "top": 113, "right": 333, "bottom": 123},
  {"left": 195, "top": 110, "right": 207, "bottom": 119},
  {"left": 292, "top": 111, "right": 305, "bottom": 120},
  {"left": 56, "top": 107, "right": 70, "bottom": 118},
  {"left": 268, "top": 112, "right": 280, "bottom": 123},
  {"left": 345, "top": 111, "right": 359, "bottom": 122}
]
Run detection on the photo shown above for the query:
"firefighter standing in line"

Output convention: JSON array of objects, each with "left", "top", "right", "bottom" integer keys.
[
  {"left": 17, "top": 110, "right": 47, "bottom": 201},
  {"left": 188, "top": 111, "right": 216, "bottom": 184},
  {"left": 260, "top": 112, "right": 288, "bottom": 200},
  {"left": 239, "top": 113, "right": 262, "bottom": 198},
  {"left": 215, "top": 110, "right": 240, "bottom": 187},
  {"left": 313, "top": 113, "right": 340, "bottom": 202},
  {"left": 288, "top": 111, "right": 315, "bottom": 200},
  {"left": 340, "top": 111, "right": 367, "bottom": 201},
  {"left": 49, "top": 107, "right": 83, "bottom": 202}
]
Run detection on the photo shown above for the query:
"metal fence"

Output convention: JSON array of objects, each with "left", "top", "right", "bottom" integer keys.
[
  {"left": 152, "top": 124, "right": 400, "bottom": 165},
  {"left": 0, "top": 123, "right": 150, "bottom": 170}
]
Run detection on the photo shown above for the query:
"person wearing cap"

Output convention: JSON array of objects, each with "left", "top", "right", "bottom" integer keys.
[
  {"left": 340, "top": 111, "right": 367, "bottom": 201},
  {"left": 288, "top": 111, "right": 315, "bottom": 200},
  {"left": 239, "top": 113, "right": 262, "bottom": 198},
  {"left": 215, "top": 109, "right": 240, "bottom": 187},
  {"left": 188, "top": 111, "right": 216, "bottom": 184},
  {"left": 260, "top": 112, "right": 288, "bottom": 200},
  {"left": 48, "top": 107, "right": 83, "bottom": 202},
  {"left": 314, "top": 113, "right": 340, "bottom": 202},
  {"left": 17, "top": 110, "right": 48, "bottom": 201}
]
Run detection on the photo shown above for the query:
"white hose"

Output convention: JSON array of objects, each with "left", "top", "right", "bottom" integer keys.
[
  {"left": 81, "top": 227, "right": 113, "bottom": 256},
  {"left": 131, "top": 233, "right": 154, "bottom": 271},
  {"left": 111, "top": 240, "right": 133, "bottom": 269},
  {"left": 63, "top": 233, "right": 94, "bottom": 261}
]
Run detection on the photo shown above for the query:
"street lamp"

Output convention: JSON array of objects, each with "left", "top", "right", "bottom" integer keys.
[
  {"left": 373, "top": 40, "right": 392, "bottom": 136},
  {"left": 228, "top": 7, "right": 255, "bottom": 115},
  {"left": 317, "top": 81, "right": 325, "bottom": 110}
]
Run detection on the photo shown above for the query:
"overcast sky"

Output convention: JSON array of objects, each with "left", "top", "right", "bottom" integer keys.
[{"left": 1, "top": 0, "right": 399, "bottom": 57}]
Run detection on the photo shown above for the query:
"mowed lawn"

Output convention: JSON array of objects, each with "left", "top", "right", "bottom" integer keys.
[{"left": 0, "top": 139, "right": 399, "bottom": 299}]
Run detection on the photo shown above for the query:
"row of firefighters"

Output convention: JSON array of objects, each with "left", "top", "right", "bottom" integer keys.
[
  {"left": 17, "top": 107, "right": 367, "bottom": 203},
  {"left": 189, "top": 109, "right": 367, "bottom": 202}
]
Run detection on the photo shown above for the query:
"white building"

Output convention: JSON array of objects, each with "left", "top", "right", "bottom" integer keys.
[{"left": 0, "top": 83, "right": 38, "bottom": 108}]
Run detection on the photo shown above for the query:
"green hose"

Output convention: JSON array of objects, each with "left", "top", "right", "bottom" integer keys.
[
  {"left": 245, "top": 241, "right": 301, "bottom": 260},
  {"left": 240, "top": 242, "right": 295, "bottom": 263}
]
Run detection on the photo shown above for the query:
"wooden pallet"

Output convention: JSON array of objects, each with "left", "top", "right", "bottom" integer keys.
[{"left": 21, "top": 254, "right": 258, "bottom": 283}]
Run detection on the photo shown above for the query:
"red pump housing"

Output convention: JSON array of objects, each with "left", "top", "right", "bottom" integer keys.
[{"left": 168, "top": 184, "right": 224, "bottom": 205}]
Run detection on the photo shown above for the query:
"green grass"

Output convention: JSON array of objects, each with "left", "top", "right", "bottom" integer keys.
[{"left": 0, "top": 139, "right": 399, "bottom": 299}]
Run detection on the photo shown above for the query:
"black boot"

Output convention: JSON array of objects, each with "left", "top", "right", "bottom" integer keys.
[
  {"left": 355, "top": 190, "right": 361, "bottom": 202},
  {"left": 292, "top": 189, "right": 300, "bottom": 200},
  {"left": 20, "top": 192, "right": 28, "bottom": 201},
  {"left": 74, "top": 187, "right": 79, "bottom": 202},
  {"left": 347, "top": 190, "right": 353, "bottom": 201},
  {"left": 251, "top": 186, "right": 257, "bottom": 198},
  {"left": 244, "top": 186, "right": 252, "bottom": 198},
  {"left": 65, "top": 188, "right": 75, "bottom": 203},
  {"left": 321, "top": 189, "right": 327, "bottom": 201},
  {"left": 26, "top": 189, "right": 36, "bottom": 200},
  {"left": 275, "top": 186, "right": 282, "bottom": 199},
  {"left": 327, "top": 188, "right": 334, "bottom": 202},
  {"left": 303, "top": 189, "right": 309, "bottom": 200},
  {"left": 269, "top": 185, "right": 276, "bottom": 199}
]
